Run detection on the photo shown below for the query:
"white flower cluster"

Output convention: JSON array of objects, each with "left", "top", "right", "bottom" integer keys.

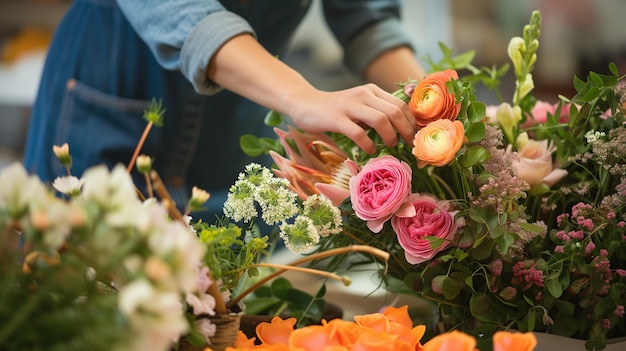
[
  {"left": 0, "top": 163, "right": 205, "bottom": 351},
  {"left": 584, "top": 130, "right": 606, "bottom": 144},
  {"left": 223, "top": 163, "right": 342, "bottom": 253}
]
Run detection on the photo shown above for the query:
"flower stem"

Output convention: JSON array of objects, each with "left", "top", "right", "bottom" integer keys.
[
  {"left": 251, "top": 263, "right": 352, "bottom": 286},
  {"left": 126, "top": 122, "right": 153, "bottom": 173},
  {"left": 144, "top": 173, "right": 153, "bottom": 198},
  {"left": 226, "top": 245, "right": 389, "bottom": 309},
  {"left": 207, "top": 277, "right": 228, "bottom": 315},
  {"left": 150, "top": 170, "right": 185, "bottom": 223}
]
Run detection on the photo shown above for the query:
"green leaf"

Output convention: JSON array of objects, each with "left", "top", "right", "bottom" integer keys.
[
  {"left": 465, "top": 122, "right": 486, "bottom": 143},
  {"left": 585, "top": 335, "right": 607, "bottom": 351},
  {"left": 241, "top": 296, "right": 282, "bottom": 315},
  {"left": 528, "top": 182, "right": 550, "bottom": 196},
  {"left": 442, "top": 277, "right": 460, "bottom": 300},
  {"left": 270, "top": 277, "right": 293, "bottom": 299},
  {"left": 239, "top": 135, "right": 281, "bottom": 157},
  {"left": 186, "top": 330, "right": 208, "bottom": 347},
  {"left": 287, "top": 288, "right": 320, "bottom": 311},
  {"left": 264, "top": 110, "right": 284, "bottom": 126},
  {"left": 589, "top": 71, "right": 604, "bottom": 87},
  {"left": 467, "top": 101, "right": 486, "bottom": 123},
  {"left": 496, "top": 232, "right": 516, "bottom": 254},
  {"left": 583, "top": 86, "right": 600, "bottom": 101},
  {"left": 470, "top": 293, "right": 499, "bottom": 323},
  {"left": 546, "top": 277, "right": 563, "bottom": 298},
  {"left": 526, "top": 309, "right": 536, "bottom": 331},
  {"left": 451, "top": 50, "right": 476, "bottom": 69},
  {"left": 240, "top": 134, "right": 265, "bottom": 157},
  {"left": 594, "top": 296, "right": 616, "bottom": 316},
  {"left": 609, "top": 62, "right": 619, "bottom": 76},
  {"left": 554, "top": 300, "right": 575, "bottom": 316},
  {"left": 516, "top": 221, "right": 546, "bottom": 233},
  {"left": 424, "top": 236, "right": 444, "bottom": 249},
  {"left": 470, "top": 238, "right": 495, "bottom": 261},
  {"left": 573, "top": 75, "right": 585, "bottom": 92}
]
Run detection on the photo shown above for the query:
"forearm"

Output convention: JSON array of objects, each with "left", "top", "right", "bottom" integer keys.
[
  {"left": 205, "top": 34, "right": 314, "bottom": 118},
  {"left": 363, "top": 46, "right": 426, "bottom": 92}
]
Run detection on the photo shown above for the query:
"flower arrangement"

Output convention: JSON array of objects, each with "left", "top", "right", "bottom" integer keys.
[
  {"left": 224, "top": 305, "right": 537, "bottom": 351},
  {"left": 242, "top": 10, "right": 626, "bottom": 351},
  {"left": 0, "top": 99, "right": 391, "bottom": 351}
]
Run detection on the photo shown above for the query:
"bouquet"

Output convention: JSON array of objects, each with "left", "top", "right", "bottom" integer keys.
[{"left": 242, "top": 10, "right": 626, "bottom": 351}]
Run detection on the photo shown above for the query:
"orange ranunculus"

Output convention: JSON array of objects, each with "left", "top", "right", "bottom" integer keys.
[
  {"left": 422, "top": 330, "right": 478, "bottom": 351},
  {"left": 412, "top": 119, "right": 465, "bottom": 168},
  {"left": 492, "top": 331, "right": 537, "bottom": 351},
  {"left": 408, "top": 70, "right": 461, "bottom": 127}
]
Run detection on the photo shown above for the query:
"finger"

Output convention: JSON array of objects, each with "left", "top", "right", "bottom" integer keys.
[
  {"left": 370, "top": 85, "right": 418, "bottom": 140},
  {"left": 345, "top": 102, "right": 399, "bottom": 149},
  {"left": 367, "top": 90, "right": 418, "bottom": 145},
  {"left": 333, "top": 117, "right": 377, "bottom": 154}
]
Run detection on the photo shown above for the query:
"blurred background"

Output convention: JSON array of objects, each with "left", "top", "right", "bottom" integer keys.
[{"left": 1, "top": 0, "right": 625, "bottom": 171}]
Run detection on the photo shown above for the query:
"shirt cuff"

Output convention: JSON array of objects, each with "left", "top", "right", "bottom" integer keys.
[
  {"left": 181, "top": 11, "right": 256, "bottom": 95},
  {"left": 343, "top": 18, "right": 415, "bottom": 79}
]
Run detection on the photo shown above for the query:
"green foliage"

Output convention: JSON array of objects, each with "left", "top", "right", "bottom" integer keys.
[{"left": 243, "top": 277, "right": 327, "bottom": 328}]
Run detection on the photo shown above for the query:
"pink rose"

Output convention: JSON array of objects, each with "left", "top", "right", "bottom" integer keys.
[
  {"left": 349, "top": 155, "right": 415, "bottom": 233},
  {"left": 391, "top": 194, "right": 458, "bottom": 265},
  {"left": 512, "top": 133, "right": 568, "bottom": 187}
]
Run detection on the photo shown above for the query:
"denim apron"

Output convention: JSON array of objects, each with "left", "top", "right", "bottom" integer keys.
[{"left": 23, "top": 0, "right": 311, "bottom": 220}]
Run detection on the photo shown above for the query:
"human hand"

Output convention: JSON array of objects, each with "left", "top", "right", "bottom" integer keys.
[{"left": 286, "top": 84, "right": 418, "bottom": 154}]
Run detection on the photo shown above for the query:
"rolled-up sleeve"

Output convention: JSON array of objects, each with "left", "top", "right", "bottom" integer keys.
[
  {"left": 116, "top": 0, "right": 255, "bottom": 95},
  {"left": 322, "top": 0, "right": 415, "bottom": 79}
]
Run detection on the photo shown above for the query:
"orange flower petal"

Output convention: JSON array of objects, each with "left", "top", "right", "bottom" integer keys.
[
  {"left": 492, "top": 331, "right": 537, "bottom": 351},
  {"left": 423, "top": 330, "right": 478, "bottom": 351},
  {"left": 289, "top": 324, "right": 333, "bottom": 350},
  {"left": 256, "top": 317, "right": 297, "bottom": 345},
  {"left": 383, "top": 305, "right": 413, "bottom": 329}
]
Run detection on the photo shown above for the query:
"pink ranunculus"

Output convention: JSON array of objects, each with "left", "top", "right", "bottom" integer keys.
[
  {"left": 391, "top": 194, "right": 458, "bottom": 265},
  {"left": 512, "top": 133, "right": 568, "bottom": 187},
  {"left": 349, "top": 155, "right": 415, "bottom": 233}
]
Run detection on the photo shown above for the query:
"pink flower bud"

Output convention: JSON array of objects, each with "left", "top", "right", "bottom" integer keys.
[
  {"left": 431, "top": 275, "right": 446, "bottom": 295},
  {"left": 489, "top": 259, "right": 503, "bottom": 276}
]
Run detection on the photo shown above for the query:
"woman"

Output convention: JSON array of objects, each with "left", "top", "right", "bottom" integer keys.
[{"left": 23, "top": 0, "right": 424, "bottom": 219}]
